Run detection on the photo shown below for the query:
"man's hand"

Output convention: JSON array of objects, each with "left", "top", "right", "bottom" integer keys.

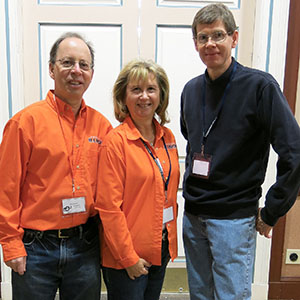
[
  {"left": 5, "top": 256, "right": 27, "bottom": 275},
  {"left": 256, "top": 208, "right": 273, "bottom": 238},
  {"left": 125, "top": 258, "right": 151, "bottom": 280}
]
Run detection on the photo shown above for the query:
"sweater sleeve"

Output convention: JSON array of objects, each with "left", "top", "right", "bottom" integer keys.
[
  {"left": 95, "top": 137, "right": 139, "bottom": 268},
  {"left": 259, "top": 81, "right": 300, "bottom": 226},
  {"left": 0, "top": 119, "right": 30, "bottom": 261}
]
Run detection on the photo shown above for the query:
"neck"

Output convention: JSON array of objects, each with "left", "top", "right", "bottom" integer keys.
[
  {"left": 133, "top": 118, "right": 156, "bottom": 145},
  {"left": 207, "top": 58, "right": 232, "bottom": 81},
  {"left": 70, "top": 102, "right": 82, "bottom": 118}
]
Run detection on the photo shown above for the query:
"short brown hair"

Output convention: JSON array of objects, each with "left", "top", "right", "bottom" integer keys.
[{"left": 192, "top": 3, "right": 237, "bottom": 38}]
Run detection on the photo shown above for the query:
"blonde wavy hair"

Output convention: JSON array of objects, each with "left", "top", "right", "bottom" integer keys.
[{"left": 113, "top": 59, "right": 170, "bottom": 125}]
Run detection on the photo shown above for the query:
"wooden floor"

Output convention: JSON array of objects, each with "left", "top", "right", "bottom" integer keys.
[{"left": 55, "top": 293, "right": 190, "bottom": 299}]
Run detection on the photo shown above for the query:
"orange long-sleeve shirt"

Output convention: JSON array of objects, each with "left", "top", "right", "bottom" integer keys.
[
  {"left": 0, "top": 90, "right": 112, "bottom": 262},
  {"left": 95, "top": 116, "right": 180, "bottom": 269}
]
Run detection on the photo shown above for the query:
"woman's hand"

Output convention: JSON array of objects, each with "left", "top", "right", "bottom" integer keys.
[{"left": 125, "top": 258, "right": 152, "bottom": 280}]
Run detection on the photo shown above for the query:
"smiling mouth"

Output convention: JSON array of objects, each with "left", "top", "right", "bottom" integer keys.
[{"left": 137, "top": 103, "right": 152, "bottom": 108}]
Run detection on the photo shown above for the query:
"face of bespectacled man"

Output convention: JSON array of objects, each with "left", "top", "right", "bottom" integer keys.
[
  {"left": 194, "top": 19, "right": 238, "bottom": 80},
  {"left": 49, "top": 37, "right": 94, "bottom": 106}
]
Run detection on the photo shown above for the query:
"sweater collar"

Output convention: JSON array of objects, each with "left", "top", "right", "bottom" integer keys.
[{"left": 205, "top": 57, "right": 236, "bottom": 86}]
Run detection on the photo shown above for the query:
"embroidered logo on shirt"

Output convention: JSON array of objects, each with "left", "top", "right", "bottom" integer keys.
[
  {"left": 166, "top": 143, "right": 177, "bottom": 149},
  {"left": 88, "top": 136, "right": 102, "bottom": 144}
]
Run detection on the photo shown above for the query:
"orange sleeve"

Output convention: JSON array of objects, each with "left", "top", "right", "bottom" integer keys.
[
  {"left": 96, "top": 138, "right": 139, "bottom": 268},
  {"left": 0, "top": 119, "right": 30, "bottom": 261}
]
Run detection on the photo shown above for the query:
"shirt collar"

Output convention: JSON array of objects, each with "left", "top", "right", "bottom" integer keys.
[
  {"left": 124, "top": 116, "right": 164, "bottom": 142},
  {"left": 46, "top": 90, "right": 87, "bottom": 117}
]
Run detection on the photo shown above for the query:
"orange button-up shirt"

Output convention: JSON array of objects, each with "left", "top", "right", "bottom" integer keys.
[
  {"left": 96, "top": 116, "right": 180, "bottom": 269},
  {"left": 0, "top": 90, "right": 112, "bottom": 262}
]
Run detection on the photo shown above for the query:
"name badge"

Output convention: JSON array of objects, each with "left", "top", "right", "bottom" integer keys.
[
  {"left": 163, "top": 206, "right": 174, "bottom": 224},
  {"left": 62, "top": 197, "right": 86, "bottom": 215},
  {"left": 192, "top": 152, "right": 212, "bottom": 179}
]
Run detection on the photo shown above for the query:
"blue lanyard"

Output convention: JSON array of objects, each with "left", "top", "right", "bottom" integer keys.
[
  {"left": 201, "top": 62, "right": 237, "bottom": 153},
  {"left": 141, "top": 137, "right": 171, "bottom": 192}
]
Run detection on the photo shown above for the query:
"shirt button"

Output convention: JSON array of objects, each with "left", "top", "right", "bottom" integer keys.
[
  {"left": 76, "top": 144, "right": 79, "bottom": 148},
  {"left": 162, "top": 160, "right": 165, "bottom": 164},
  {"left": 76, "top": 186, "right": 80, "bottom": 190},
  {"left": 76, "top": 165, "right": 80, "bottom": 169},
  {"left": 156, "top": 147, "right": 158, "bottom": 150}
]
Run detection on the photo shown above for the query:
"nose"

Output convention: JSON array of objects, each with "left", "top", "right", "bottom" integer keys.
[
  {"left": 205, "top": 37, "right": 216, "bottom": 47},
  {"left": 140, "top": 90, "right": 149, "bottom": 99},
  {"left": 71, "top": 62, "right": 82, "bottom": 73}
]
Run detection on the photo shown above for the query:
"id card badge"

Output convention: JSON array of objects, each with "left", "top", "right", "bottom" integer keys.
[
  {"left": 62, "top": 197, "right": 86, "bottom": 215},
  {"left": 163, "top": 206, "right": 174, "bottom": 224},
  {"left": 192, "top": 152, "right": 212, "bottom": 179}
]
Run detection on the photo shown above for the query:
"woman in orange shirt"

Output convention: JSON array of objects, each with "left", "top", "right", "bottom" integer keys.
[{"left": 96, "top": 59, "right": 180, "bottom": 300}]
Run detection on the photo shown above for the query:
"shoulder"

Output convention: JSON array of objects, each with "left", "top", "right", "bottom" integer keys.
[
  {"left": 161, "top": 125, "right": 177, "bottom": 144},
  {"left": 235, "top": 62, "right": 278, "bottom": 87},
  {"left": 85, "top": 106, "right": 112, "bottom": 127},
  {"left": 183, "top": 74, "right": 203, "bottom": 91},
  {"left": 102, "top": 123, "right": 128, "bottom": 146},
  {"left": 9, "top": 100, "right": 49, "bottom": 125}
]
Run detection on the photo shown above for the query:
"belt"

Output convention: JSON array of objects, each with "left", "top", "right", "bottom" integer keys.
[{"left": 24, "top": 216, "right": 99, "bottom": 239}]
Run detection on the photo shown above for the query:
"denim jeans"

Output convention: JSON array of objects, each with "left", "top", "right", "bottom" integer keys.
[
  {"left": 102, "top": 237, "right": 170, "bottom": 300},
  {"left": 183, "top": 212, "right": 256, "bottom": 300},
  {"left": 12, "top": 221, "right": 101, "bottom": 300}
]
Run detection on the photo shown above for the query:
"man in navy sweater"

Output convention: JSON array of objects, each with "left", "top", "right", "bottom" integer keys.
[{"left": 180, "top": 3, "right": 300, "bottom": 300}]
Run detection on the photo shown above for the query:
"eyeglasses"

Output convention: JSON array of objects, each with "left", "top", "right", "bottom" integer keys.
[
  {"left": 56, "top": 58, "right": 93, "bottom": 71},
  {"left": 195, "top": 31, "right": 232, "bottom": 45}
]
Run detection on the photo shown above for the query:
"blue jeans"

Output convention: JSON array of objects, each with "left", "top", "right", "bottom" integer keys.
[
  {"left": 12, "top": 221, "right": 101, "bottom": 300},
  {"left": 102, "top": 236, "right": 170, "bottom": 300},
  {"left": 183, "top": 212, "right": 256, "bottom": 300}
]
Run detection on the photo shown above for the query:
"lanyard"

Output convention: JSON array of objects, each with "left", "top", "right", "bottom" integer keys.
[
  {"left": 53, "top": 94, "right": 86, "bottom": 194},
  {"left": 201, "top": 62, "right": 237, "bottom": 153},
  {"left": 141, "top": 137, "right": 171, "bottom": 194}
]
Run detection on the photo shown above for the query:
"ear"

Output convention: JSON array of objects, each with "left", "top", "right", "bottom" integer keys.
[
  {"left": 231, "top": 30, "right": 238, "bottom": 49},
  {"left": 193, "top": 38, "right": 199, "bottom": 52},
  {"left": 49, "top": 63, "right": 55, "bottom": 80}
]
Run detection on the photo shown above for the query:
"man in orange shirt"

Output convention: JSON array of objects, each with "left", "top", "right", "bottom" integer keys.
[{"left": 0, "top": 32, "right": 112, "bottom": 300}]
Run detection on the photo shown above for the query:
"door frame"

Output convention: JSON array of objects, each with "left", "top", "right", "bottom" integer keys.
[{"left": 268, "top": 0, "right": 300, "bottom": 298}]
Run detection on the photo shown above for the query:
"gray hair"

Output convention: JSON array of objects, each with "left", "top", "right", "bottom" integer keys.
[{"left": 49, "top": 32, "right": 95, "bottom": 69}]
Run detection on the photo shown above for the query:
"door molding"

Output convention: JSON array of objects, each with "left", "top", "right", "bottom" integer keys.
[{"left": 268, "top": 0, "right": 300, "bottom": 299}]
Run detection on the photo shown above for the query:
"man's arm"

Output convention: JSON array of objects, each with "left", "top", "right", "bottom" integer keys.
[
  {"left": 258, "top": 80, "right": 300, "bottom": 226},
  {"left": 0, "top": 118, "right": 30, "bottom": 262}
]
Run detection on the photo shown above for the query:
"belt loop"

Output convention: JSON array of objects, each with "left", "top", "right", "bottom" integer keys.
[
  {"left": 36, "top": 231, "right": 44, "bottom": 239},
  {"left": 79, "top": 225, "right": 83, "bottom": 239}
]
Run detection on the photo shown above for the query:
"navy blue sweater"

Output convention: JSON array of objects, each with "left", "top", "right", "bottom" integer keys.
[{"left": 180, "top": 58, "right": 300, "bottom": 226}]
